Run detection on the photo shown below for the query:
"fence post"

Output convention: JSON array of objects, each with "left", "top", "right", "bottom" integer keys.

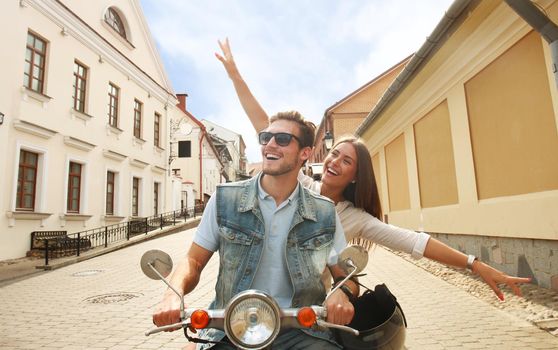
[
  {"left": 160, "top": 214, "right": 163, "bottom": 230},
  {"left": 173, "top": 211, "right": 176, "bottom": 225},
  {"left": 104, "top": 226, "right": 108, "bottom": 248},
  {"left": 127, "top": 221, "right": 130, "bottom": 240},
  {"left": 44, "top": 239, "right": 49, "bottom": 266},
  {"left": 77, "top": 232, "right": 81, "bottom": 257},
  {"left": 145, "top": 217, "right": 149, "bottom": 234}
]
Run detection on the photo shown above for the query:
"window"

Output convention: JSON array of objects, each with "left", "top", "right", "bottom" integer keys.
[
  {"left": 132, "top": 177, "right": 140, "bottom": 216},
  {"left": 154, "top": 112, "right": 161, "bottom": 147},
  {"left": 67, "top": 162, "right": 82, "bottom": 213},
  {"left": 24, "top": 32, "right": 47, "bottom": 93},
  {"left": 178, "top": 140, "right": 191, "bottom": 157},
  {"left": 16, "top": 150, "right": 38, "bottom": 211},
  {"left": 104, "top": 8, "right": 127, "bottom": 39},
  {"left": 133, "top": 99, "right": 142, "bottom": 138},
  {"left": 106, "top": 171, "right": 115, "bottom": 215},
  {"left": 108, "top": 83, "right": 119, "bottom": 127},
  {"left": 73, "top": 61, "right": 87, "bottom": 112},
  {"left": 153, "top": 182, "right": 159, "bottom": 215}
]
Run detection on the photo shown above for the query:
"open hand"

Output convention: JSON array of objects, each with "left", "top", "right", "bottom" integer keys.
[
  {"left": 473, "top": 261, "right": 531, "bottom": 301},
  {"left": 215, "top": 38, "right": 240, "bottom": 79}
]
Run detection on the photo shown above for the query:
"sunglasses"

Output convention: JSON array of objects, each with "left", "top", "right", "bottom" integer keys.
[{"left": 258, "top": 131, "right": 302, "bottom": 147}]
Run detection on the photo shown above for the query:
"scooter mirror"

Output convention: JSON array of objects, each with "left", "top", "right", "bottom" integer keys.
[
  {"left": 337, "top": 245, "right": 368, "bottom": 274},
  {"left": 140, "top": 250, "right": 173, "bottom": 280}
]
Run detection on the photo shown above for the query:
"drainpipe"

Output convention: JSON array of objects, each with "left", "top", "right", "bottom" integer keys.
[
  {"left": 505, "top": 0, "right": 558, "bottom": 89},
  {"left": 199, "top": 129, "right": 205, "bottom": 204}
]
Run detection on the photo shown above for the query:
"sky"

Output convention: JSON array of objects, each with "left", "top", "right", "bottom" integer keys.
[{"left": 139, "top": 0, "right": 455, "bottom": 163}]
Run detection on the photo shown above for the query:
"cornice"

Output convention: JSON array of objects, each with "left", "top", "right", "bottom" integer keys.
[
  {"left": 63, "top": 136, "right": 96, "bottom": 152},
  {"left": 13, "top": 119, "right": 57, "bottom": 139}
]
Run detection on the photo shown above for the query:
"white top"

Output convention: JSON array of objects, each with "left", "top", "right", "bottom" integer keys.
[{"left": 298, "top": 171, "right": 430, "bottom": 259}]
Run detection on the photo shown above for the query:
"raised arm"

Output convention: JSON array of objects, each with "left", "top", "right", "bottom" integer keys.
[
  {"left": 215, "top": 38, "right": 269, "bottom": 133},
  {"left": 152, "top": 243, "right": 213, "bottom": 329}
]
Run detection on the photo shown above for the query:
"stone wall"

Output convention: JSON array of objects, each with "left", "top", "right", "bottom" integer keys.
[{"left": 429, "top": 232, "right": 558, "bottom": 291}]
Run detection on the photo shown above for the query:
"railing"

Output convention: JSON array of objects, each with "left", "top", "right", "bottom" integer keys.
[{"left": 34, "top": 205, "right": 204, "bottom": 266}]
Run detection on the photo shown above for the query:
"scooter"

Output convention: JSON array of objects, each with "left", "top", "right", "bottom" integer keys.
[{"left": 141, "top": 245, "right": 406, "bottom": 349}]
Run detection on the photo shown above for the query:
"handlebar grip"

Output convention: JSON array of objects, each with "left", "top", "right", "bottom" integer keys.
[
  {"left": 316, "top": 320, "right": 359, "bottom": 336},
  {"left": 145, "top": 322, "right": 184, "bottom": 336}
]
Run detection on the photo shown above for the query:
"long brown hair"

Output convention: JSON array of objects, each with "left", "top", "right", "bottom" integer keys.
[{"left": 335, "top": 136, "right": 383, "bottom": 221}]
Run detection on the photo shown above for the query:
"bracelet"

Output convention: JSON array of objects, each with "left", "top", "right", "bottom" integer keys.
[
  {"left": 338, "top": 284, "right": 356, "bottom": 303},
  {"left": 466, "top": 254, "right": 478, "bottom": 271}
]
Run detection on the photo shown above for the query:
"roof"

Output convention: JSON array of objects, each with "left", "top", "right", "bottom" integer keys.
[{"left": 355, "top": 0, "right": 476, "bottom": 135}]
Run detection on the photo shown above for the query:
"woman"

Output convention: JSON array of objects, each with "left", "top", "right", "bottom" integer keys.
[{"left": 215, "top": 38, "right": 531, "bottom": 300}]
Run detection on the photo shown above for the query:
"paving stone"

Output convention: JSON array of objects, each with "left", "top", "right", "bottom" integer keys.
[{"left": 2, "top": 228, "right": 558, "bottom": 349}]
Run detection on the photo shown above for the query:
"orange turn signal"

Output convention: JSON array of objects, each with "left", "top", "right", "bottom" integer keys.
[
  {"left": 297, "top": 307, "right": 317, "bottom": 328},
  {"left": 190, "top": 310, "right": 210, "bottom": 329}
]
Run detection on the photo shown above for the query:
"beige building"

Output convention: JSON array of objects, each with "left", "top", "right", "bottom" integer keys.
[
  {"left": 0, "top": 0, "right": 183, "bottom": 260},
  {"left": 310, "top": 56, "right": 410, "bottom": 163},
  {"left": 356, "top": 0, "right": 558, "bottom": 289}
]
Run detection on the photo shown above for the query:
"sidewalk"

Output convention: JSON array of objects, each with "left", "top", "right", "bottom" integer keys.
[
  {"left": 1, "top": 226, "right": 557, "bottom": 349},
  {"left": 0, "top": 217, "right": 201, "bottom": 286}
]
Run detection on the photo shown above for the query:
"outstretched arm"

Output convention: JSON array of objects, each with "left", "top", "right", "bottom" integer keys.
[
  {"left": 423, "top": 238, "right": 531, "bottom": 300},
  {"left": 215, "top": 38, "right": 269, "bottom": 133}
]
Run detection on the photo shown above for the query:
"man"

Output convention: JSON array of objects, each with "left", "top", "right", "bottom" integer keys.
[{"left": 153, "top": 111, "right": 358, "bottom": 349}]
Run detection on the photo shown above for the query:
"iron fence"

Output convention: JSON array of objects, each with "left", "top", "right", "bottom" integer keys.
[{"left": 34, "top": 204, "right": 204, "bottom": 266}]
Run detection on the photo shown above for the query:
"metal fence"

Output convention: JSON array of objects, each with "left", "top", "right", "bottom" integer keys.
[{"left": 32, "top": 205, "right": 204, "bottom": 266}]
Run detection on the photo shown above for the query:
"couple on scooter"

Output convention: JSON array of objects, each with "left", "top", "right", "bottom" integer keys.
[{"left": 152, "top": 38, "right": 530, "bottom": 349}]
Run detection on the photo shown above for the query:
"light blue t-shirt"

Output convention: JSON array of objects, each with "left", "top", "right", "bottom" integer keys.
[{"left": 194, "top": 175, "right": 346, "bottom": 308}]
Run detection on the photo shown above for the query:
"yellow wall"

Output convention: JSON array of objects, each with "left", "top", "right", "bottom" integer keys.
[
  {"left": 385, "top": 134, "right": 411, "bottom": 211},
  {"left": 358, "top": 0, "right": 558, "bottom": 240},
  {"left": 465, "top": 31, "right": 558, "bottom": 199},
  {"left": 413, "top": 100, "right": 459, "bottom": 208}
]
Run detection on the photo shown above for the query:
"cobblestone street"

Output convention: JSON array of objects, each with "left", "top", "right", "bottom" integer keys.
[{"left": 1, "top": 227, "right": 557, "bottom": 349}]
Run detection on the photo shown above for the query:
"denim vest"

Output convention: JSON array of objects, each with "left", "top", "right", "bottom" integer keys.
[{"left": 198, "top": 175, "right": 338, "bottom": 348}]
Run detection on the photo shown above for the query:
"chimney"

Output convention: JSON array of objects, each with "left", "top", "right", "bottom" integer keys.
[{"left": 176, "top": 93, "right": 188, "bottom": 113}]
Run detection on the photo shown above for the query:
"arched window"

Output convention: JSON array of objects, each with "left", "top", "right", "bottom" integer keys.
[{"left": 104, "top": 7, "right": 127, "bottom": 39}]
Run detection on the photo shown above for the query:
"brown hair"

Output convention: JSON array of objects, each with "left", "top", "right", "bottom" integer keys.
[
  {"left": 335, "top": 136, "right": 383, "bottom": 221},
  {"left": 269, "top": 111, "right": 316, "bottom": 148}
]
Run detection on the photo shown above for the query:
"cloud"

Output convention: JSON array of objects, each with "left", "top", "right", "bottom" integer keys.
[{"left": 140, "top": 0, "right": 453, "bottom": 162}]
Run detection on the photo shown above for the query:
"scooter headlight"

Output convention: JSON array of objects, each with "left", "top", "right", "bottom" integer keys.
[{"left": 224, "top": 290, "right": 281, "bottom": 349}]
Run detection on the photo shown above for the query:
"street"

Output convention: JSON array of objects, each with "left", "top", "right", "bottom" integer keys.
[{"left": 0, "top": 227, "right": 556, "bottom": 349}]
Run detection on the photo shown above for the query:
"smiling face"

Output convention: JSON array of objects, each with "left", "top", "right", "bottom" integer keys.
[
  {"left": 260, "top": 119, "right": 310, "bottom": 176},
  {"left": 321, "top": 141, "right": 358, "bottom": 189}
]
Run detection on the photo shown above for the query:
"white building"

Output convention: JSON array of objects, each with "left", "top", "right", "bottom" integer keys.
[
  {"left": 0, "top": 0, "right": 182, "bottom": 260},
  {"left": 171, "top": 95, "right": 225, "bottom": 208},
  {"left": 201, "top": 119, "right": 248, "bottom": 182}
]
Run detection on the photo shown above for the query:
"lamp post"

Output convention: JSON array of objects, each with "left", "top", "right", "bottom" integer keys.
[{"left": 323, "top": 131, "right": 334, "bottom": 151}]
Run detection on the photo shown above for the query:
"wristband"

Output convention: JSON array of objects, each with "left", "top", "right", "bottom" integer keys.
[
  {"left": 338, "top": 284, "right": 356, "bottom": 302},
  {"left": 466, "top": 254, "right": 478, "bottom": 271}
]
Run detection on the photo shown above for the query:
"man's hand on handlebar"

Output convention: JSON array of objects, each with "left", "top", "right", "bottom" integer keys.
[{"left": 325, "top": 289, "right": 354, "bottom": 325}]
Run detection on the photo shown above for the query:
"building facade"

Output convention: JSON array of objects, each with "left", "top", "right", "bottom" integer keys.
[
  {"left": 0, "top": 0, "right": 181, "bottom": 260},
  {"left": 356, "top": 0, "right": 558, "bottom": 290},
  {"left": 201, "top": 119, "right": 248, "bottom": 182},
  {"left": 172, "top": 94, "right": 225, "bottom": 208},
  {"left": 310, "top": 56, "right": 410, "bottom": 163}
]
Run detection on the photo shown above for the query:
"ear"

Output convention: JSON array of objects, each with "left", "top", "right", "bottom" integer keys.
[{"left": 299, "top": 146, "right": 313, "bottom": 163}]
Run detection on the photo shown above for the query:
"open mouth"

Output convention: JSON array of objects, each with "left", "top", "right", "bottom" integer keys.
[
  {"left": 265, "top": 152, "right": 280, "bottom": 160},
  {"left": 325, "top": 166, "right": 339, "bottom": 176}
]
